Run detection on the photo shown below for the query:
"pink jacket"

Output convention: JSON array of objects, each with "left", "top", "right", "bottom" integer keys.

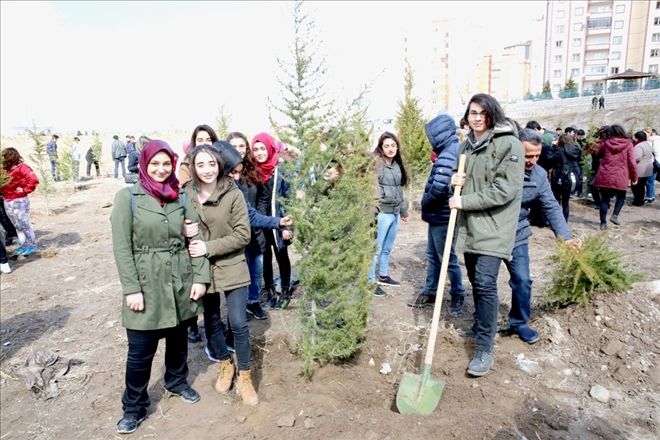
[{"left": 593, "top": 137, "right": 637, "bottom": 191}]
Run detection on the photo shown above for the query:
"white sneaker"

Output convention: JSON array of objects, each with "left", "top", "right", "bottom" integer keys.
[{"left": 0, "top": 262, "right": 11, "bottom": 274}]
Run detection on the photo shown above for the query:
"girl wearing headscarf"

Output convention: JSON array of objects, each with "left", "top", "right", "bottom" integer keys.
[
  {"left": 111, "top": 140, "right": 209, "bottom": 434},
  {"left": 250, "top": 132, "right": 294, "bottom": 309}
]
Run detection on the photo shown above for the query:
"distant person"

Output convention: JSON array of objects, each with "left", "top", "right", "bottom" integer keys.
[
  {"left": 111, "top": 135, "right": 127, "bottom": 179},
  {"left": 644, "top": 127, "right": 660, "bottom": 204},
  {"left": 111, "top": 140, "right": 209, "bottom": 434},
  {"left": 125, "top": 135, "right": 136, "bottom": 155},
  {"left": 593, "top": 125, "right": 637, "bottom": 230},
  {"left": 549, "top": 134, "right": 582, "bottom": 221},
  {"left": 592, "top": 96, "right": 598, "bottom": 110},
  {"left": 564, "top": 126, "right": 576, "bottom": 140},
  {"left": 598, "top": 95, "right": 605, "bottom": 109},
  {"left": 631, "top": 131, "right": 653, "bottom": 206},
  {"left": 46, "top": 134, "right": 60, "bottom": 181},
  {"left": 85, "top": 143, "right": 101, "bottom": 178},
  {"left": 71, "top": 136, "right": 84, "bottom": 182},
  {"left": 1, "top": 148, "right": 40, "bottom": 257}
]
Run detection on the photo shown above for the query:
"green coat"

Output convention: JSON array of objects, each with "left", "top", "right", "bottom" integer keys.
[
  {"left": 111, "top": 184, "right": 210, "bottom": 330},
  {"left": 186, "top": 178, "right": 251, "bottom": 293},
  {"left": 455, "top": 122, "right": 524, "bottom": 261}
]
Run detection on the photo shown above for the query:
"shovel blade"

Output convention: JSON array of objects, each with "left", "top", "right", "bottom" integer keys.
[{"left": 396, "top": 371, "right": 445, "bottom": 415}]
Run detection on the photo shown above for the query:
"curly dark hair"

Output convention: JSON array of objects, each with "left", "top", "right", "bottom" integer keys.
[{"left": 1, "top": 147, "right": 22, "bottom": 171}]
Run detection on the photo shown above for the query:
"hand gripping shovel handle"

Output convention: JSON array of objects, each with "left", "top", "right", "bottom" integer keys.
[{"left": 423, "top": 154, "right": 466, "bottom": 368}]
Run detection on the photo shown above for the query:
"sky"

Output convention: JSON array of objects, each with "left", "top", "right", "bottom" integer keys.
[{"left": 0, "top": 1, "right": 546, "bottom": 136}]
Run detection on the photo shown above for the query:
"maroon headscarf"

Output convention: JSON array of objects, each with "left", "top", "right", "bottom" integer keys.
[
  {"left": 251, "top": 132, "right": 279, "bottom": 183},
  {"left": 139, "top": 140, "right": 180, "bottom": 205}
]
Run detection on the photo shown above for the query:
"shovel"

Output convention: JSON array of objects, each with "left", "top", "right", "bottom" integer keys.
[{"left": 396, "top": 154, "right": 466, "bottom": 415}]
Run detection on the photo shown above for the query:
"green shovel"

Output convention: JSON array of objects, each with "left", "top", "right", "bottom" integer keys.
[{"left": 396, "top": 154, "right": 466, "bottom": 415}]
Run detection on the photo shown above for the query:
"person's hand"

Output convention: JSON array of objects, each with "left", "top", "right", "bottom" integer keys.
[
  {"left": 16, "top": 187, "right": 24, "bottom": 194},
  {"left": 188, "top": 239, "right": 207, "bottom": 258},
  {"left": 190, "top": 283, "right": 206, "bottom": 301},
  {"left": 282, "top": 230, "right": 293, "bottom": 240},
  {"left": 450, "top": 173, "right": 466, "bottom": 187},
  {"left": 280, "top": 215, "right": 293, "bottom": 227},
  {"left": 631, "top": 179, "right": 638, "bottom": 186},
  {"left": 401, "top": 215, "right": 409, "bottom": 223},
  {"left": 183, "top": 220, "right": 199, "bottom": 238},
  {"left": 126, "top": 293, "right": 144, "bottom": 311},
  {"left": 565, "top": 238, "right": 582, "bottom": 250},
  {"left": 448, "top": 195, "right": 463, "bottom": 210}
]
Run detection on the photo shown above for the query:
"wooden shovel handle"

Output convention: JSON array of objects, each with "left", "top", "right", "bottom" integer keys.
[{"left": 423, "top": 154, "right": 466, "bottom": 367}]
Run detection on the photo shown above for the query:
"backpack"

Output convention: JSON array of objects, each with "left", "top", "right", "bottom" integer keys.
[{"left": 555, "top": 149, "right": 578, "bottom": 192}]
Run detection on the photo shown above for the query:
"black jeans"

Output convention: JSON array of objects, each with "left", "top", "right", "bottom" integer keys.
[
  {"left": 0, "top": 198, "right": 17, "bottom": 240},
  {"left": 464, "top": 253, "right": 503, "bottom": 354},
  {"left": 598, "top": 188, "right": 626, "bottom": 224},
  {"left": 0, "top": 240, "right": 7, "bottom": 264},
  {"left": 203, "top": 287, "right": 250, "bottom": 371},
  {"left": 263, "top": 233, "right": 291, "bottom": 291},
  {"left": 122, "top": 325, "right": 189, "bottom": 418},
  {"left": 631, "top": 177, "right": 649, "bottom": 206},
  {"left": 86, "top": 159, "right": 100, "bottom": 176},
  {"left": 552, "top": 184, "right": 571, "bottom": 222}
]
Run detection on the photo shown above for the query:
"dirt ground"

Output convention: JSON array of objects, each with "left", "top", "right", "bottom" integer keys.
[{"left": 1, "top": 175, "right": 659, "bottom": 440}]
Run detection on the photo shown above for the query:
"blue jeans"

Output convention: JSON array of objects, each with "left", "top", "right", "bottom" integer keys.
[
  {"left": 646, "top": 172, "right": 656, "bottom": 200},
  {"left": 503, "top": 244, "right": 532, "bottom": 328},
  {"left": 422, "top": 223, "right": 464, "bottom": 298},
  {"left": 368, "top": 212, "right": 399, "bottom": 282},
  {"left": 49, "top": 158, "right": 60, "bottom": 181},
  {"left": 464, "top": 253, "right": 502, "bottom": 353},
  {"left": 114, "top": 157, "right": 126, "bottom": 178},
  {"left": 123, "top": 325, "right": 189, "bottom": 418},
  {"left": 246, "top": 248, "right": 263, "bottom": 304},
  {"left": 203, "top": 287, "right": 250, "bottom": 371}
]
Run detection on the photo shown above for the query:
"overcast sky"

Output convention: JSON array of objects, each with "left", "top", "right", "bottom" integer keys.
[{"left": 1, "top": 1, "right": 545, "bottom": 136}]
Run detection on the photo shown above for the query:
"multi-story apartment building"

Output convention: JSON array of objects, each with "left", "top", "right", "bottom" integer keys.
[
  {"left": 544, "top": 0, "right": 660, "bottom": 95},
  {"left": 476, "top": 42, "right": 533, "bottom": 103}
]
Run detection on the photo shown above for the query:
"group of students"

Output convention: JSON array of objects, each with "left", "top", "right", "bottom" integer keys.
[{"left": 110, "top": 125, "right": 295, "bottom": 434}]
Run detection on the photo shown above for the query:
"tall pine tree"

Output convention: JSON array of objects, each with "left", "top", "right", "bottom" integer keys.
[{"left": 395, "top": 60, "right": 431, "bottom": 190}]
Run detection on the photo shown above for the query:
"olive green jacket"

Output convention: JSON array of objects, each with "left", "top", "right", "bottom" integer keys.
[
  {"left": 455, "top": 123, "right": 524, "bottom": 260},
  {"left": 111, "top": 184, "right": 210, "bottom": 330},
  {"left": 185, "top": 178, "right": 251, "bottom": 293}
]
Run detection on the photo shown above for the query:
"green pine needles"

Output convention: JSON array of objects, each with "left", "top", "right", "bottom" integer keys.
[{"left": 545, "top": 234, "right": 641, "bottom": 308}]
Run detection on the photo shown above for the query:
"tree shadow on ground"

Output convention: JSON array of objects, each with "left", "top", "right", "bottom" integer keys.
[
  {"left": 37, "top": 232, "right": 81, "bottom": 248},
  {"left": 0, "top": 305, "right": 72, "bottom": 365},
  {"left": 50, "top": 202, "right": 85, "bottom": 215}
]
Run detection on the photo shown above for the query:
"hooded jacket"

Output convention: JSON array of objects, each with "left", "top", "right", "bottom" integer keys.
[
  {"left": 1, "top": 163, "right": 40, "bottom": 201},
  {"left": 421, "top": 113, "right": 459, "bottom": 224},
  {"left": 593, "top": 137, "right": 637, "bottom": 191},
  {"left": 454, "top": 122, "right": 524, "bottom": 260},
  {"left": 634, "top": 141, "right": 653, "bottom": 178},
  {"left": 548, "top": 143, "right": 582, "bottom": 189}
]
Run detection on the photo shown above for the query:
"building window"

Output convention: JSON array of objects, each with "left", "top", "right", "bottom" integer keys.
[
  {"left": 554, "top": 69, "right": 562, "bottom": 78},
  {"left": 655, "top": 17, "right": 660, "bottom": 25},
  {"left": 574, "top": 23, "right": 584, "bottom": 31},
  {"left": 556, "top": 40, "right": 564, "bottom": 48},
  {"left": 575, "top": 7, "right": 584, "bottom": 16},
  {"left": 650, "top": 65, "right": 659, "bottom": 73},
  {"left": 611, "top": 51, "right": 621, "bottom": 60},
  {"left": 611, "top": 67, "right": 619, "bottom": 74},
  {"left": 615, "top": 4, "right": 625, "bottom": 13},
  {"left": 557, "top": 10, "right": 565, "bottom": 18},
  {"left": 588, "top": 17, "right": 612, "bottom": 29},
  {"left": 653, "top": 33, "right": 660, "bottom": 42},
  {"left": 571, "top": 68, "right": 580, "bottom": 77},
  {"left": 586, "top": 65, "right": 607, "bottom": 74},
  {"left": 613, "top": 36, "right": 623, "bottom": 45},
  {"left": 555, "top": 55, "right": 563, "bottom": 63},
  {"left": 573, "top": 38, "right": 582, "bottom": 46},
  {"left": 652, "top": 48, "right": 660, "bottom": 57},
  {"left": 572, "top": 53, "right": 581, "bottom": 62},
  {"left": 614, "top": 20, "right": 624, "bottom": 29}
]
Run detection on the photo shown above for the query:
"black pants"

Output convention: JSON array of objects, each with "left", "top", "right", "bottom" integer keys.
[
  {"left": 598, "top": 188, "right": 626, "bottom": 224},
  {"left": 86, "top": 159, "right": 100, "bottom": 176},
  {"left": 552, "top": 184, "right": 571, "bottom": 221},
  {"left": 122, "top": 325, "right": 189, "bottom": 418},
  {"left": 0, "top": 240, "right": 7, "bottom": 264},
  {"left": 263, "top": 232, "right": 291, "bottom": 291},
  {"left": 0, "top": 198, "right": 17, "bottom": 240},
  {"left": 631, "top": 177, "right": 649, "bottom": 206}
]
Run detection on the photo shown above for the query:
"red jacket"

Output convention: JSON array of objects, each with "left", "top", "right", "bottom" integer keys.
[
  {"left": 1, "top": 163, "right": 40, "bottom": 200},
  {"left": 593, "top": 138, "right": 637, "bottom": 191}
]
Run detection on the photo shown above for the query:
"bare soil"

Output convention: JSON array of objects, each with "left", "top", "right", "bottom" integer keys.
[{"left": 1, "top": 177, "right": 659, "bottom": 440}]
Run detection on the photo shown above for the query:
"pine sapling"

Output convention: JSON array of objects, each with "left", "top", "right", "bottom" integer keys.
[{"left": 27, "top": 128, "right": 53, "bottom": 214}]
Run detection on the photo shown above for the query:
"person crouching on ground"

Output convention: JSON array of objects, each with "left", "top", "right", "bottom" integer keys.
[
  {"left": 111, "top": 140, "right": 209, "bottom": 434},
  {"left": 449, "top": 93, "right": 524, "bottom": 377}
]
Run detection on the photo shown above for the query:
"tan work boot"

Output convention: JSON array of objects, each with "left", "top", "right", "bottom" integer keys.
[
  {"left": 214, "top": 359, "right": 235, "bottom": 394},
  {"left": 236, "top": 370, "right": 259, "bottom": 406}
]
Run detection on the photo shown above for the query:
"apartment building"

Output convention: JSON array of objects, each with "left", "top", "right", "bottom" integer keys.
[{"left": 544, "top": 0, "right": 660, "bottom": 95}]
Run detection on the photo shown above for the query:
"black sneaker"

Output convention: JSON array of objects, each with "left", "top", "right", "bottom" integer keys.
[
  {"left": 259, "top": 286, "right": 276, "bottom": 306},
  {"left": 274, "top": 295, "right": 291, "bottom": 309},
  {"left": 373, "top": 286, "right": 387, "bottom": 297},
  {"left": 187, "top": 327, "right": 202, "bottom": 343},
  {"left": 407, "top": 293, "right": 435, "bottom": 308},
  {"left": 449, "top": 296, "right": 464, "bottom": 316},
  {"left": 246, "top": 302, "right": 268, "bottom": 320},
  {"left": 117, "top": 415, "right": 145, "bottom": 434},
  {"left": 377, "top": 275, "right": 400, "bottom": 287},
  {"left": 165, "top": 386, "right": 200, "bottom": 404}
]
